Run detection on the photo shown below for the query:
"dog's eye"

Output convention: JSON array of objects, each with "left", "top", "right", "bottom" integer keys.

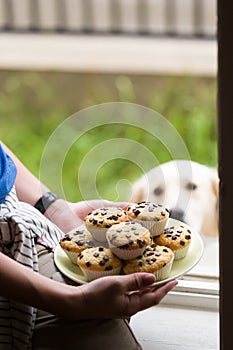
[
  {"left": 186, "top": 182, "right": 197, "bottom": 191},
  {"left": 154, "top": 187, "right": 163, "bottom": 196}
]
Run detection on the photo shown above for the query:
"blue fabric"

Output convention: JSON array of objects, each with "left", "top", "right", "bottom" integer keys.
[{"left": 0, "top": 144, "right": 17, "bottom": 204}]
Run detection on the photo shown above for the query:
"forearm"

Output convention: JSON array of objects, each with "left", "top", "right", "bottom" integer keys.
[
  {"left": 0, "top": 252, "right": 77, "bottom": 318},
  {"left": 0, "top": 253, "right": 178, "bottom": 320}
]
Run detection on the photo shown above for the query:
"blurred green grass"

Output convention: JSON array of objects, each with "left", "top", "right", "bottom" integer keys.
[{"left": 0, "top": 71, "right": 217, "bottom": 202}]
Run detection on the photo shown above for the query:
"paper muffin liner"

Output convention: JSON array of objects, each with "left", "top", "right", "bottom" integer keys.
[
  {"left": 110, "top": 246, "right": 147, "bottom": 260},
  {"left": 133, "top": 217, "right": 168, "bottom": 237},
  {"left": 153, "top": 257, "right": 174, "bottom": 281},
  {"left": 79, "top": 265, "right": 122, "bottom": 281},
  {"left": 173, "top": 244, "right": 190, "bottom": 260},
  {"left": 85, "top": 225, "right": 108, "bottom": 243},
  {"left": 62, "top": 249, "right": 79, "bottom": 265}
]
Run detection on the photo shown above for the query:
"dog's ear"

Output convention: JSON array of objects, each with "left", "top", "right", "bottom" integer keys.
[
  {"left": 130, "top": 177, "right": 148, "bottom": 203},
  {"left": 211, "top": 168, "right": 219, "bottom": 198}
]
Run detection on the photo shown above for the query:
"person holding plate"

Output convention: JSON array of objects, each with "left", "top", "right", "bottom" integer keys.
[{"left": 0, "top": 141, "right": 177, "bottom": 350}]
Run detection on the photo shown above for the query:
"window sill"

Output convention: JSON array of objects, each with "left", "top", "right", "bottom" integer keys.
[
  {"left": 0, "top": 32, "right": 217, "bottom": 76},
  {"left": 131, "top": 303, "right": 219, "bottom": 349}
]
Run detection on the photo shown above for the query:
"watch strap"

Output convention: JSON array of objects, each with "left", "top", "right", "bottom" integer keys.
[{"left": 34, "top": 192, "right": 58, "bottom": 214}]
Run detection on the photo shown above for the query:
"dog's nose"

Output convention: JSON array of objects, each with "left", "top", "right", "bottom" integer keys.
[{"left": 169, "top": 208, "right": 185, "bottom": 222}]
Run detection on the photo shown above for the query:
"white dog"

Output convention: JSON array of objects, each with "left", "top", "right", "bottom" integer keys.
[{"left": 130, "top": 160, "right": 219, "bottom": 237}]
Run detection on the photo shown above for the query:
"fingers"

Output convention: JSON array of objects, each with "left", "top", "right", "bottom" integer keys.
[
  {"left": 115, "top": 273, "right": 157, "bottom": 294},
  {"left": 151, "top": 280, "right": 178, "bottom": 303},
  {"left": 126, "top": 279, "right": 178, "bottom": 315},
  {"left": 104, "top": 273, "right": 175, "bottom": 295}
]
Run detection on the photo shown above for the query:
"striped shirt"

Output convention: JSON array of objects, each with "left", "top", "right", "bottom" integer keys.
[{"left": 0, "top": 187, "right": 63, "bottom": 350}]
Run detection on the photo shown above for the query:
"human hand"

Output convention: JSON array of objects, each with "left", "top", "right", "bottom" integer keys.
[
  {"left": 61, "top": 273, "right": 178, "bottom": 320},
  {"left": 68, "top": 199, "right": 131, "bottom": 222},
  {"left": 45, "top": 198, "right": 131, "bottom": 233}
]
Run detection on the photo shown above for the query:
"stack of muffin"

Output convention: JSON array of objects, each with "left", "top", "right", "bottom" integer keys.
[{"left": 59, "top": 201, "right": 192, "bottom": 282}]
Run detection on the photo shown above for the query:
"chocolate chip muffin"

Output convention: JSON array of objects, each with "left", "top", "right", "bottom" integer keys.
[
  {"left": 106, "top": 221, "right": 151, "bottom": 260},
  {"left": 126, "top": 201, "right": 169, "bottom": 236},
  {"left": 123, "top": 245, "right": 174, "bottom": 281},
  {"left": 153, "top": 224, "right": 192, "bottom": 260},
  {"left": 84, "top": 207, "right": 129, "bottom": 243},
  {"left": 59, "top": 224, "right": 95, "bottom": 264},
  {"left": 77, "top": 246, "right": 122, "bottom": 281}
]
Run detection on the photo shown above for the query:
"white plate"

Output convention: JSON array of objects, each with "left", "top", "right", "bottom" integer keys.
[{"left": 54, "top": 219, "right": 204, "bottom": 286}]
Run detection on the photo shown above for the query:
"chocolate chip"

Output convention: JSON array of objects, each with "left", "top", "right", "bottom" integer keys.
[
  {"left": 120, "top": 243, "right": 129, "bottom": 249},
  {"left": 61, "top": 235, "right": 71, "bottom": 241},
  {"left": 146, "top": 251, "right": 154, "bottom": 256},
  {"left": 86, "top": 262, "right": 91, "bottom": 267},
  {"left": 105, "top": 265, "right": 113, "bottom": 271},
  {"left": 146, "top": 259, "right": 155, "bottom": 265},
  {"left": 132, "top": 209, "right": 141, "bottom": 216},
  {"left": 74, "top": 231, "right": 83, "bottom": 236},
  {"left": 138, "top": 261, "right": 145, "bottom": 267},
  {"left": 76, "top": 240, "right": 84, "bottom": 246},
  {"left": 180, "top": 241, "right": 185, "bottom": 246},
  {"left": 185, "top": 235, "right": 191, "bottom": 240},
  {"left": 99, "top": 247, "right": 104, "bottom": 251},
  {"left": 86, "top": 240, "right": 93, "bottom": 245},
  {"left": 93, "top": 252, "right": 99, "bottom": 257}
]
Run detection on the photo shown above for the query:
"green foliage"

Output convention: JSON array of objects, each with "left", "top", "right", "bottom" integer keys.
[{"left": 0, "top": 71, "right": 217, "bottom": 202}]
